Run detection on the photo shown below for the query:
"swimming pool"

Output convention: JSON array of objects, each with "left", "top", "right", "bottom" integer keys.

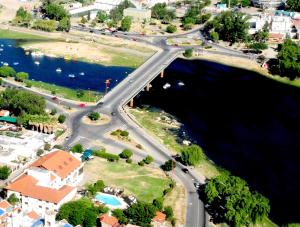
[{"left": 95, "top": 193, "right": 121, "bottom": 206}]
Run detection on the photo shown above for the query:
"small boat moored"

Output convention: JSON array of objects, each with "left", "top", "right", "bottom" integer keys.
[
  {"left": 34, "top": 61, "right": 40, "bottom": 65},
  {"left": 56, "top": 68, "right": 62, "bottom": 73},
  {"left": 79, "top": 72, "right": 85, "bottom": 76},
  {"left": 68, "top": 74, "right": 75, "bottom": 78}
]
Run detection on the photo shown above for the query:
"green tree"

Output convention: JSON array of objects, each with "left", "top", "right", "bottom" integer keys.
[
  {"left": 287, "top": 0, "right": 300, "bottom": 11},
  {"left": 0, "top": 66, "right": 16, "bottom": 77},
  {"left": 110, "top": 0, "right": 134, "bottom": 22},
  {"left": 161, "top": 159, "right": 175, "bottom": 171},
  {"left": 0, "top": 89, "right": 46, "bottom": 116},
  {"left": 181, "top": 144, "right": 205, "bottom": 166},
  {"left": 15, "top": 72, "right": 29, "bottom": 82},
  {"left": 112, "top": 209, "right": 128, "bottom": 224},
  {"left": 45, "top": 3, "right": 69, "bottom": 21},
  {"left": 212, "top": 11, "right": 250, "bottom": 44},
  {"left": 32, "top": 19, "right": 58, "bottom": 32},
  {"left": 164, "top": 206, "right": 174, "bottom": 219},
  {"left": 151, "top": 3, "right": 175, "bottom": 21},
  {"left": 97, "top": 10, "right": 108, "bottom": 23},
  {"left": 120, "top": 130, "right": 129, "bottom": 137},
  {"left": 88, "top": 112, "right": 100, "bottom": 121},
  {"left": 58, "top": 114, "right": 66, "bottom": 123},
  {"left": 76, "top": 89, "right": 84, "bottom": 98},
  {"left": 183, "top": 48, "right": 193, "bottom": 58},
  {"left": 144, "top": 155, "right": 154, "bottom": 164},
  {"left": 87, "top": 180, "right": 105, "bottom": 196},
  {"left": 248, "top": 42, "right": 268, "bottom": 51},
  {"left": 166, "top": 24, "right": 177, "bottom": 33},
  {"left": 7, "top": 193, "right": 19, "bottom": 205},
  {"left": 14, "top": 7, "right": 32, "bottom": 27},
  {"left": 0, "top": 166, "right": 11, "bottom": 180},
  {"left": 44, "top": 143, "right": 51, "bottom": 151},
  {"left": 119, "top": 149, "right": 133, "bottom": 159},
  {"left": 277, "top": 39, "right": 300, "bottom": 80},
  {"left": 210, "top": 31, "right": 219, "bottom": 42},
  {"left": 124, "top": 201, "right": 157, "bottom": 226},
  {"left": 83, "top": 207, "right": 98, "bottom": 227},
  {"left": 120, "top": 16, "right": 132, "bottom": 32},
  {"left": 58, "top": 17, "right": 71, "bottom": 32},
  {"left": 153, "top": 197, "right": 164, "bottom": 211},
  {"left": 70, "top": 143, "right": 83, "bottom": 153}
]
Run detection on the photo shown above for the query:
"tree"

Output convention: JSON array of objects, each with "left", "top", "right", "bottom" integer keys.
[
  {"left": 161, "top": 160, "right": 175, "bottom": 171},
  {"left": 120, "top": 130, "right": 129, "bottom": 137},
  {"left": 120, "top": 16, "right": 132, "bottom": 32},
  {"left": 45, "top": 3, "right": 69, "bottom": 21},
  {"left": 0, "top": 89, "right": 46, "bottom": 116},
  {"left": 14, "top": 7, "right": 32, "bottom": 27},
  {"left": 153, "top": 197, "right": 164, "bottom": 211},
  {"left": 143, "top": 155, "right": 154, "bottom": 164},
  {"left": 58, "top": 114, "right": 66, "bottom": 123},
  {"left": 166, "top": 24, "right": 177, "bottom": 33},
  {"left": 70, "top": 144, "right": 83, "bottom": 153},
  {"left": 44, "top": 143, "right": 51, "bottom": 151},
  {"left": 287, "top": 0, "right": 300, "bottom": 11},
  {"left": 15, "top": 72, "right": 29, "bottom": 82},
  {"left": 88, "top": 112, "right": 100, "bottom": 121},
  {"left": 83, "top": 207, "right": 98, "bottom": 227},
  {"left": 37, "top": 149, "right": 44, "bottom": 156},
  {"left": 112, "top": 209, "right": 128, "bottom": 224},
  {"left": 87, "top": 180, "right": 105, "bottom": 196},
  {"left": 0, "top": 66, "right": 16, "bottom": 77},
  {"left": 110, "top": 0, "right": 134, "bottom": 22},
  {"left": 0, "top": 166, "right": 11, "bottom": 180},
  {"left": 32, "top": 19, "right": 58, "bottom": 32},
  {"left": 181, "top": 144, "right": 205, "bottom": 166},
  {"left": 119, "top": 149, "right": 133, "bottom": 159},
  {"left": 124, "top": 201, "right": 157, "bottom": 226},
  {"left": 7, "top": 193, "right": 19, "bottom": 205},
  {"left": 58, "top": 17, "right": 71, "bottom": 32},
  {"left": 97, "top": 10, "right": 108, "bottom": 23},
  {"left": 76, "top": 89, "right": 84, "bottom": 98},
  {"left": 212, "top": 11, "right": 250, "bottom": 44},
  {"left": 210, "top": 31, "right": 219, "bottom": 42},
  {"left": 164, "top": 206, "right": 174, "bottom": 219},
  {"left": 183, "top": 48, "right": 193, "bottom": 58},
  {"left": 277, "top": 39, "right": 300, "bottom": 80},
  {"left": 50, "top": 108, "right": 57, "bottom": 115},
  {"left": 248, "top": 42, "right": 268, "bottom": 51},
  {"left": 151, "top": 3, "right": 175, "bottom": 21}
]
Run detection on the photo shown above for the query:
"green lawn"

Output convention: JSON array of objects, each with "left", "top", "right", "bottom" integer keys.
[
  {"left": 84, "top": 157, "right": 172, "bottom": 203},
  {"left": 27, "top": 80, "right": 101, "bottom": 102},
  {"left": 0, "top": 29, "right": 48, "bottom": 40}
]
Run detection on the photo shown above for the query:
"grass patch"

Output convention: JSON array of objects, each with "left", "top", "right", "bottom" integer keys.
[
  {"left": 27, "top": 80, "right": 101, "bottom": 102},
  {"left": 0, "top": 29, "right": 48, "bottom": 40},
  {"left": 83, "top": 157, "right": 171, "bottom": 203},
  {"left": 251, "top": 217, "right": 278, "bottom": 227}
]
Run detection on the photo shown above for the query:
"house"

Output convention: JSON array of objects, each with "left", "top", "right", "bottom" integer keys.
[
  {"left": 123, "top": 8, "right": 151, "bottom": 21},
  {"left": 251, "top": 0, "right": 284, "bottom": 8},
  {"left": 0, "top": 110, "right": 9, "bottom": 117},
  {"left": 270, "top": 16, "right": 292, "bottom": 35},
  {"left": 99, "top": 213, "right": 120, "bottom": 227},
  {"left": 248, "top": 14, "right": 271, "bottom": 34},
  {"left": 0, "top": 200, "right": 12, "bottom": 225},
  {"left": 5, "top": 150, "right": 84, "bottom": 217},
  {"left": 152, "top": 211, "right": 166, "bottom": 226},
  {"left": 7, "top": 210, "right": 43, "bottom": 227}
]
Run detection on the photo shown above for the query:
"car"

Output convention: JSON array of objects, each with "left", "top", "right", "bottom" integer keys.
[
  {"left": 133, "top": 38, "right": 137, "bottom": 41},
  {"left": 89, "top": 30, "right": 94, "bottom": 33},
  {"left": 51, "top": 96, "right": 58, "bottom": 101},
  {"left": 194, "top": 182, "right": 201, "bottom": 188},
  {"left": 111, "top": 112, "right": 116, "bottom": 116},
  {"left": 65, "top": 136, "right": 70, "bottom": 141},
  {"left": 98, "top": 101, "right": 104, "bottom": 106},
  {"left": 182, "top": 168, "right": 189, "bottom": 173},
  {"left": 129, "top": 79, "right": 134, "bottom": 83},
  {"left": 79, "top": 103, "right": 86, "bottom": 108}
]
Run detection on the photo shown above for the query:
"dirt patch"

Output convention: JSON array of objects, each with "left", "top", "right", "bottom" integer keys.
[{"left": 82, "top": 114, "right": 111, "bottom": 126}]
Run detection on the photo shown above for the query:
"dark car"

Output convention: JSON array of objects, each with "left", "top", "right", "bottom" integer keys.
[
  {"left": 182, "top": 168, "right": 189, "bottom": 173},
  {"left": 111, "top": 112, "right": 116, "bottom": 116}
]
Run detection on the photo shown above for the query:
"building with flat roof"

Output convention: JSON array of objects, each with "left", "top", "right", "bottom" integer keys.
[{"left": 252, "top": 0, "right": 284, "bottom": 8}]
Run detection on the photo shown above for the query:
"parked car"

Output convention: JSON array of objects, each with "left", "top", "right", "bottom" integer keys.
[{"left": 182, "top": 168, "right": 189, "bottom": 174}]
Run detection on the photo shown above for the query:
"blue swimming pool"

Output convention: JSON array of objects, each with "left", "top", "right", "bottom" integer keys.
[{"left": 95, "top": 193, "right": 121, "bottom": 206}]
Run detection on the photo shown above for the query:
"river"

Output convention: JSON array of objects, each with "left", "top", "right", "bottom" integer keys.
[
  {"left": 0, "top": 39, "right": 133, "bottom": 92},
  {"left": 134, "top": 58, "right": 300, "bottom": 225}
]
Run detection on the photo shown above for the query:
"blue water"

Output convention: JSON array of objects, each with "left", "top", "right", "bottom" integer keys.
[
  {"left": 0, "top": 209, "right": 4, "bottom": 216},
  {"left": 95, "top": 193, "right": 121, "bottom": 206},
  {"left": 0, "top": 39, "right": 133, "bottom": 92}
]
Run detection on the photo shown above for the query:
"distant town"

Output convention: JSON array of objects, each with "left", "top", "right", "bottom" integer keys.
[{"left": 0, "top": 0, "right": 299, "bottom": 226}]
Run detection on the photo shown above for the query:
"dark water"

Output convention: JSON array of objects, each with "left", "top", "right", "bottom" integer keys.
[
  {"left": 0, "top": 39, "right": 133, "bottom": 92},
  {"left": 135, "top": 58, "right": 300, "bottom": 225}
]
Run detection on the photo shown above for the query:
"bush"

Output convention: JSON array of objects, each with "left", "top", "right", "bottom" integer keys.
[
  {"left": 50, "top": 108, "right": 57, "bottom": 115},
  {"left": 15, "top": 72, "right": 29, "bottom": 82},
  {"left": 183, "top": 23, "right": 193, "bottom": 30},
  {"left": 7, "top": 193, "right": 19, "bottom": 205},
  {"left": 161, "top": 160, "right": 175, "bottom": 171},
  {"left": 164, "top": 206, "right": 174, "bottom": 219},
  {"left": 170, "top": 217, "right": 176, "bottom": 226},
  {"left": 120, "top": 130, "right": 129, "bottom": 137},
  {"left": 32, "top": 19, "right": 57, "bottom": 32},
  {"left": 54, "top": 144, "right": 63, "bottom": 149},
  {"left": 0, "top": 166, "right": 11, "bottom": 180},
  {"left": 136, "top": 144, "right": 143, "bottom": 149},
  {"left": 37, "top": 149, "right": 44, "bottom": 156},
  {"left": 248, "top": 42, "right": 268, "bottom": 50},
  {"left": 88, "top": 112, "right": 100, "bottom": 121},
  {"left": 138, "top": 160, "right": 145, "bottom": 166},
  {"left": 163, "top": 187, "right": 172, "bottom": 195},
  {"left": 183, "top": 48, "right": 193, "bottom": 58},
  {"left": 58, "top": 114, "right": 66, "bottom": 123},
  {"left": 166, "top": 24, "right": 177, "bottom": 33},
  {"left": 153, "top": 197, "right": 164, "bottom": 211},
  {"left": 126, "top": 158, "right": 132, "bottom": 163},
  {"left": 87, "top": 180, "right": 105, "bottom": 196},
  {"left": 181, "top": 144, "right": 205, "bottom": 166},
  {"left": 143, "top": 155, "right": 154, "bottom": 164},
  {"left": 119, "top": 149, "right": 133, "bottom": 159},
  {"left": 94, "top": 150, "right": 119, "bottom": 162},
  {"left": 25, "top": 81, "right": 32, "bottom": 87},
  {"left": 71, "top": 144, "right": 83, "bottom": 153},
  {"left": 0, "top": 66, "right": 16, "bottom": 77},
  {"left": 210, "top": 31, "right": 219, "bottom": 42},
  {"left": 44, "top": 143, "right": 51, "bottom": 151}
]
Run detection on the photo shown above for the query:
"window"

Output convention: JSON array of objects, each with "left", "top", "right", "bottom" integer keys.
[
  {"left": 24, "top": 202, "right": 28, "bottom": 205},
  {"left": 39, "top": 205, "right": 42, "bottom": 209},
  {"left": 79, "top": 167, "right": 83, "bottom": 175}
]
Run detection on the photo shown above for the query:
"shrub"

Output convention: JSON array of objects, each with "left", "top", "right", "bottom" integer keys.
[
  {"left": 50, "top": 108, "right": 57, "bottom": 115},
  {"left": 15, "top": 72, "right": 29, "bottom": 82},
  {"left": 136, "top": 144, "right": 143, "bottom": 149},
  {"left": 71, "top": 144, "right": 83, "bottom": 153},
  {"left": 0, "top": 166, "right": 11, "bottom": 180},
  {"left": 143, "top": 155, "right": 154, "bottom": 164},
  {"left": 166, "top": 24, "right": 177, "bottom": 33},
  {"left": 181, "top": 144, "right": 205, "bottom": 166},
  {"left": 163, "top": 187, "right": 172, "bottom": 195},
  {"left": 37, "top": 149, "right": 44, "bottom": 156},
  {"left": 32, "top": 19, "right": 57, "bottom": 32},
  {"left": 25, "top": 81, "right": 32, "bottom": 87},
  {"left": 88, "top": 112, "right": 100, "bottom": 121},
  {"left": 210, "top": 31, "right": 219, "bottom": 42},
  {"left": 161, "top": 160, "right": 175, "bottom": 171},
  {"left": 183, "top": 23, "right": 192, "bottom": 30},
  {"left": 0, "top": 66, "right": 16, "bottom": 77},
  {"left": 164, "top": 206, "right": 174, "bottom": 219},
  {"left": 138, "top": 160, "right": 145, "bottom": 166},
  {"left": 120, "top": 130, "right": 129, "bottom": 137},
  {"left": 7, "top": 193, "right": 19, "bottom": 205},
  {"left": 119, "top": 149, "right": 133, "bottom": 159},
  {"left": 170, "top": 217, "right": 176, "bottom": 226},
  {"left": 44, "top": 143, "right": 51, "bottom": 151},
  {"left": 126, "top": 158, "right": 132, "bottom": 163},
  {"left": 153, "top": 197, "right": 164, "bottom": 211},
  {"left": 54, "top": 144, "right": 63, "bottom": 149},
  {"left": 183, "top": 48, "right": 193, "bottom": 58},
  {"left": 94, "top": 150, "right": 119, "bottom": 162},
  {"left": 58, "top": 114, "right": 66, "bottom": 123}
]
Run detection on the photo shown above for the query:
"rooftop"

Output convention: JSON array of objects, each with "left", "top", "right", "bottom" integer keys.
[
  {"left": 152, "top": 211, "right": 166, "bottom": 223},
  {"left": 99, "top": 214, "right": 119, "bottom": 226}
]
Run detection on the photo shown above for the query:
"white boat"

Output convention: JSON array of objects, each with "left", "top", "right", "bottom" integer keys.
[
  {"left": 56, "top": 68, "right": 62, "bottom": 73},
  {"left": 0, "top": 44, "right": 3, "bottom": 47},
  {"left": 34, "top": 61, "right": 40, "bottom": 65},
  {"left": 163, "top": 83, "right": 171, "bottom": 89},
  {"left": 0, "top": 48, "right": 3, "bottom": 51},
  {"left": 13, "top": 62, "right": 19, "bottom": 66},
  {"left": 3, "top": 62, "right": 9, "bottom": 66},
  {"left": 68, "top": 74, "right": 75, "bottom": 78},
  {"left": 0, "top": 61, "right": 3, "bottom": 64},
  {"left": 178, "top": 81, "right": 185, "bottom": 86},
  {"left": 79, "top": 72, "right": 85, "bottom": 76}
]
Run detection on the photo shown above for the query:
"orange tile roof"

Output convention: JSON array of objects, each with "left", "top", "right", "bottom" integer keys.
[
  {"left": 99, "top": 214, "right": 119, "bottom": 226},
  {"left": 6, "top": 174, "right": 74, "bottom": 204},
  {"left": 27, "top": 211, "right": 39, "bottom": 220},
  {"left": 292, "top": 19, "right": 300, "bottom": 28},
  {"left": 152, "top": 211, "right": 166, "bottom": 223},
  {"left": 30, "top": 150, "right": 81, "bottom": 179},
  {"left": 0, "top": 201, "right": 10, "bottom": 209}
]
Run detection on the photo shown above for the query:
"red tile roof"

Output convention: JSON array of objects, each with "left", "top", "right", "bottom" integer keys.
[
  {"left": 6, "top": 174, "right": 74, "bottom": 204},
  {"left": 0, "top": 200, "right": 11, "bottom": 210},
  {"left": 152, "top": 211, "right": 166, "bottom": 223},
  {"left": 269, "top": 33, "right": 284, "bottom": 39},
  {"left": 30, "top": 150, "right": 81, "bottom": 179},
  {"left": 99, "top": 214, "right": 120, "bottom": 226},
  {"left": 27, "top": 211, "right": 39, "bottom": 220}
]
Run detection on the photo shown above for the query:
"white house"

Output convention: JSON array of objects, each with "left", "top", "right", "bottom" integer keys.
[
  {"left": 248, "top": 14, "right": 271, "bottom": 34},
  {"left": 271, "top": 15, "right": 292, "bottom": 35},
  {"left": 5, "top": 150, "right": 84, "bottom": 217}
]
